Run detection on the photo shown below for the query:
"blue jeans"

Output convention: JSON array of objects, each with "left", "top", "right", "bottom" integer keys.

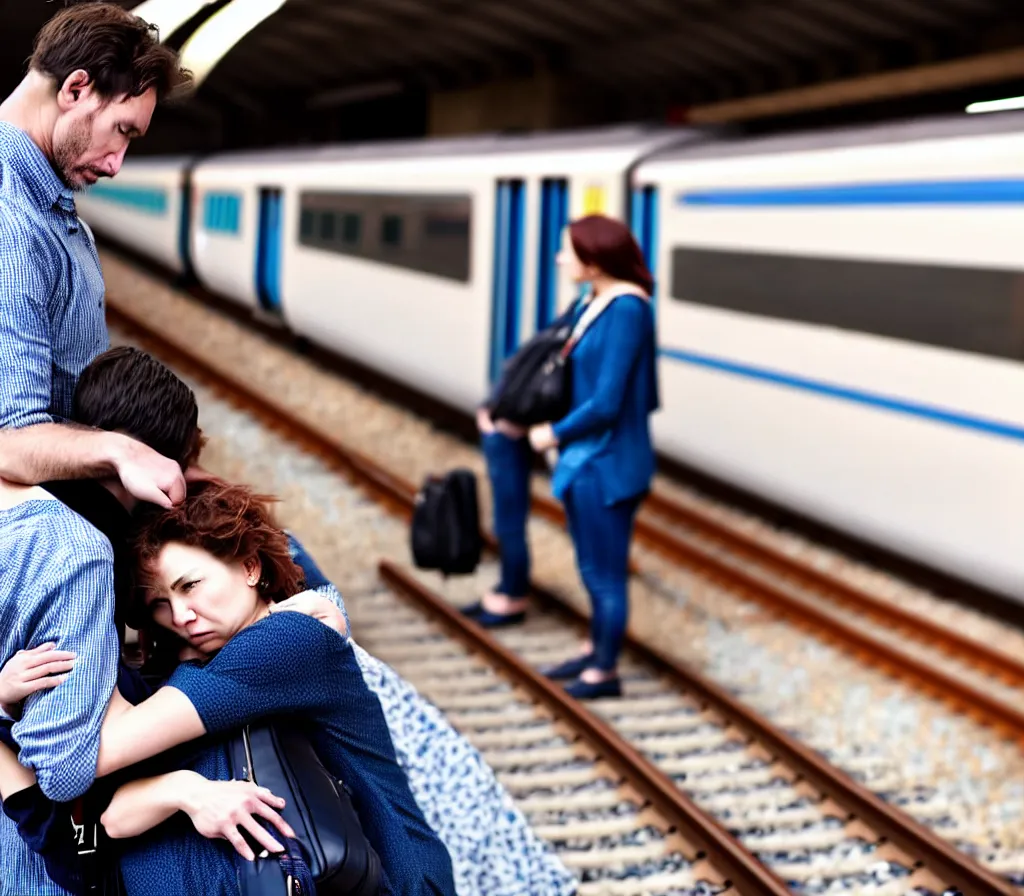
[
  {"left": 482, "top": 432, "right": 532, "bottom": 599},
  {"left": 563, "top": 466, "right": 641, "bottom": 672}
]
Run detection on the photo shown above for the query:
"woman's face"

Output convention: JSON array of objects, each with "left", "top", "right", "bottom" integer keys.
[
  {"left": 144, "top": 542, "right": 265, "bottom": 655},
  {"left": 556, "top": 230, "right": 594, "bottom": 284}
]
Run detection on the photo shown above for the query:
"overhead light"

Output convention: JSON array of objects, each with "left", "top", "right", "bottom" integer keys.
[
  {"left": 179, "top": 0, "right": 288, "bottom": 87},
  {"left": 130, "top": 0, "right": 219, "bottom": 42},
  {"left": 966, "top": 95, "right": 1024, "bottom": 114}
]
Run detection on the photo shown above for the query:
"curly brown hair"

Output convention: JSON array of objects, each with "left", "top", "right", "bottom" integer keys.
[{"left": 131, "top": 480, "right": 304, "bottom": 631}]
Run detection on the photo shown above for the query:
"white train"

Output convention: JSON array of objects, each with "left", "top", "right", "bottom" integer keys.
[{"left": 77, "top": 116, "right": 1024, "bottom": 601}]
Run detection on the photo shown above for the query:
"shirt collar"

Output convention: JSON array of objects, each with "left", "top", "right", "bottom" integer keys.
[{"left": 0, "top": 121, "right": 76, "bottom": 215}]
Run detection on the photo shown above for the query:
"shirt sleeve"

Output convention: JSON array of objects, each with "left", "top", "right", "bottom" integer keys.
[
  {"left": 12, "top": 544, "right": 119, "bottom": 802},
  {"left": 553, "top": 297, "right": 651, "bottom": 445},
  {"left": 0, "top": 213, "right": 56, "bottom": 429},
  {"left": 168, "top": 613, "right": 346, "bottom": 735}
]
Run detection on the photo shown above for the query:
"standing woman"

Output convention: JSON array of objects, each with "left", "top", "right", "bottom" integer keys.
[{"left": 528, "top": 215, "right": 659, "bottom": 699}]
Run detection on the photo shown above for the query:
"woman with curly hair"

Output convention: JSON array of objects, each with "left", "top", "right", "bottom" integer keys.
[{"left": 0, "top": 480, "right": 575, "bottom": 896}]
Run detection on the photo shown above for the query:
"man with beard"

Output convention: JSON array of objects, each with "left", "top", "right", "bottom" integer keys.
[{"left": 0, "top": 3, "right": 191, "bottom": 509}]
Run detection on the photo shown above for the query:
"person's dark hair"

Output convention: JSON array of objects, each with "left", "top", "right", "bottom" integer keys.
[
  {"left": 30, "top": 2, "right": 192, "bottom": 102},
  {"left": 73, "top": 346, "right": 201, "bottom": 470},
  {"left": 569, "top": 215, "right": 655, "bottom": 296}
]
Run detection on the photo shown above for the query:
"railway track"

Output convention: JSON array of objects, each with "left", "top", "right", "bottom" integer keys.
[
  {"left": 107, "top": 300, "right": 1017, "bottom": 895},
  {"left": 368, "top": 568, "right": 786, "bottom": 896},
  {"left": 102, "top": 251, "right": 1024, "bottom": 743}
]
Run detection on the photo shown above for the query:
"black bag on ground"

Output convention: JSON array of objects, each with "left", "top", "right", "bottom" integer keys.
[
  {"left": 411, "top": 469, "right": 482, "bottom": 575},
  {"left": 488, "top": 318, "right": 574, "bottom": 427},
  {"left": 227, "top": 724, "right": 382, "bottom": 896}
]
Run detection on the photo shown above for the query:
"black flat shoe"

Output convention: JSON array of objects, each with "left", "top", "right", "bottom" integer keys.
[
  {"left": 460, "top": 601, "right": 485, "bottom": 618},
  {"left": 540, "top": 654, "right": 596, "bottom": 681},
  {"left": 564, "top": 676, "right": 622, "bottom": 700},
  {"left": 474, "top": 609, "right": 527, "bottom": 629}
]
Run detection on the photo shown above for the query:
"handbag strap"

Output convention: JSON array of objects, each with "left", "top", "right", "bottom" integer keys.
[{"left": 560, "top": 283, "right": 648, "bottom": 359}]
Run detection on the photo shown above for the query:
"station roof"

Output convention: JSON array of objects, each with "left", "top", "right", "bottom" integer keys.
[{"left": 2, "top": 0, "right": 1019, "bottom": 126}]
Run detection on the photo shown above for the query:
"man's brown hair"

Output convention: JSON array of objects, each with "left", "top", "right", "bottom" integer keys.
[
  {"left": 73, "top": 346, "right": 202, "bottom": 471},
  {"left": 30, "top": 2, "right": 192, "bottom": 102}
]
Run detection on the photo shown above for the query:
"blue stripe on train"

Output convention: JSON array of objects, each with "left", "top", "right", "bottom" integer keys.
[
  {"left": 660, "top": 347, "right": 1024, "bottom": 442},
  {"left": 678, "top": 179, "right": 1024, "bottom": 206}
]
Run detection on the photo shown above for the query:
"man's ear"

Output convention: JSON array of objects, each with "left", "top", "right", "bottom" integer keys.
[{"left": 57, "top": 69, "right": 93, "bottom": 111}]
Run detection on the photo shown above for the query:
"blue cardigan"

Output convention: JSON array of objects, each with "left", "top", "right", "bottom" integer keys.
[{"left": 551, "top": 294, "right": 659, "bottom": 505}]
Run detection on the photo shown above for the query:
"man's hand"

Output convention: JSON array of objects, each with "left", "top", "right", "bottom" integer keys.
[
  {"left": 268, "top": 591, "right": 348, "bottom": 637},
  {"left": 111, "top": 434, "right": 186, "bottom": 508},
  {"left": 180, "top": 776, "right": 295, "bottom": 861},
  {"left": 0, "top": 643, "right": 75, "bottom": 719}
]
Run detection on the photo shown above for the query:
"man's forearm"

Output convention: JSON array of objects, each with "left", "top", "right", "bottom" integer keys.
[{"left": 0, "top": 423, "right": 123, "bottom": 485}]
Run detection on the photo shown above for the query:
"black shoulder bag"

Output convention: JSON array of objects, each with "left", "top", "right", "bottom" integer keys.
[
  {"left": 488, "top": 318, "right": 575, "bottom": 427},
  {"left": 227, "top": 724, "right": 381, "bottom": 896},
  {"left": 489, "top": 290, "right": 627, "bottom": 427}
]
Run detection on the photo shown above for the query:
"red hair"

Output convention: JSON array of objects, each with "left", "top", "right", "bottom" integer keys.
[
  {"left": 569, "top": 215, "right": 654, "bottom": 296},
  {"left": 131, "top": 480, "right": 303, "bottom": 629}
]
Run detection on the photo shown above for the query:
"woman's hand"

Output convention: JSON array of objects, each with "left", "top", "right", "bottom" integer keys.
[
  {"left": 0, "top": 643, "right": 75, "bottom": 719},
  {"left": 476, "top": 407, "right": 496, "bottom": 435},
  {"left": 494, "top": 419, "right": 527, "bottom": 439},
  {"left": 528, "top": 423, "right": 558, "bottom": 453},
  {"left": 181, "top": 776, "right": 296, "bottom": 861},
  {"left": 269, "top": 591, "right": 348, "bottom": 637}
]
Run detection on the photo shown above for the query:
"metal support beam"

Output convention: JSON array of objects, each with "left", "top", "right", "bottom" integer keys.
[{"left": 689, "top": 45, "right": 1024, "bottom": 123}]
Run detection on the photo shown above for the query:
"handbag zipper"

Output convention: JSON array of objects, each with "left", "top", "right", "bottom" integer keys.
[{"left": 242, "top": 725, "right": 257, "bottom": 785}]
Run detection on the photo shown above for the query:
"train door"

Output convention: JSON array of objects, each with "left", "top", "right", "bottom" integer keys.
[
  {"left": 255, "top": 187, "right": 284, "bottom": 314},
  {"left": 177, "top": 169, "right": 194, "bottom": 279},
  {"left": 536, "top": 178, "right": 569, "bottom": 330},
  {"left": 489, "top": 179, "right": 525, "bottom": 384},
  {"left": 631, "top": 184, "right": 659, "bottom": 310}
]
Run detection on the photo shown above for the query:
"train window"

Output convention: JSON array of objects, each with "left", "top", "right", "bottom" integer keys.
[
  {"left": 318, "top": 211, "right": 337, "bottom": 242},
  {"left": 424, "top": 215, "right": 469, "bottom": 238},
  {"left": 298, "top": 191, "right": 472, "bottom": 282},
  {"left": 670, "top": 246, "right": 1024, "bottom": 362},
  {"left": 381, "top": 214, "right": 403, "bottom": 248},
  {"left": 203, "top": 192, "right": 242, "bottom": 235},
  {"left": 342, "top": 213, "right": 361, "bottom": 246},
  {"left": 300, "top": 209, "right": 315, "bottom": 239}
]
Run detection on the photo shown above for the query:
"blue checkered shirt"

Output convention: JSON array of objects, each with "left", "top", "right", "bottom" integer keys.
[
  {"left": 0, "top": 497, "right": 119, "bottom": 896},
  {"left": 0, "top": 121, "right": 108, "bottom": 429}
]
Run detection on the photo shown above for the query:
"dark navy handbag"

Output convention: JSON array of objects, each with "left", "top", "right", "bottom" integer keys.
[{"left": 227, "top": 724, "right": 381, "bottom": 896}]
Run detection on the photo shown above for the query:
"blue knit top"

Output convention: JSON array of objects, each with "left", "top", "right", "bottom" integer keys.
[{"left": 117, "top": 612, "right": 455, "bottom": 896}]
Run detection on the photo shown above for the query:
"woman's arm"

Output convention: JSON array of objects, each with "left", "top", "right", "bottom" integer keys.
[
  {"left": 99, "top": 614, "right": 343, "bottom": 778},
  {"left": 0, "top": 739, "right": 36, "bottom": 800},
  {"left": 101, "top": 770, "right": 295, "bottom": 861},
  {"left": 551, "top": 298, "right": 651, "bottom": 446},
  {"left": 95, "top": 686, "right": 205, "bottom": 778}
]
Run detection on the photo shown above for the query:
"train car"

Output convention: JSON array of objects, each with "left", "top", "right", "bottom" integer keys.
[
  {"left": 79, "top": 114, "right": 1024, "bottom": 601},
  {"left": 188, "top": 126, "right": 693, "bottom": 410},
  {"left": 75, "top": 156, "right": 193, "bottom": 275},
  {"left": 635, "top": 111, "right": 1024, "bottom": 599}
]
